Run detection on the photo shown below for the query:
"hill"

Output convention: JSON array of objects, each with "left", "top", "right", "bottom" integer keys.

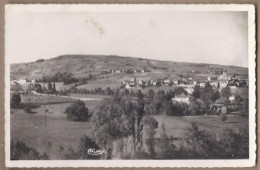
[{"left": 10, "top": 54, "right": 248, "bottom": 81}]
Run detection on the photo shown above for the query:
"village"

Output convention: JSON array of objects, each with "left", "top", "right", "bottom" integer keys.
[{"left": 120, "top": 69, "right": 248, "bottom": 106}]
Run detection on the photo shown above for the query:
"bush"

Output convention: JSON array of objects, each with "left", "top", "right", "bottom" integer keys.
[
  {"left": 11, "top": 93, "right": 21, "bottom": 108},
  {"left": 220, "top": 113, "right": 227, "bottom": 122},
  {"left": 183, "top": 122, "right": 249, "bottom": 159},
  {"left": 11, "top": 140, "right": 48, "bottom": 160},
  {"left": 23, "top": 106, "right": 32, "bottom": 114},
  {"left": 65, "top": 100, "right": 89, "bottom": 121}
]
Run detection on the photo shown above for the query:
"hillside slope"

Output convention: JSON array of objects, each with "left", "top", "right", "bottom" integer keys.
[{"left": 10, "top": 54, "right": 248, "bottom": 81}]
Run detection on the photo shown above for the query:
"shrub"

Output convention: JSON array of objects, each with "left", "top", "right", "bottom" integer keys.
[
  {"left": 11, "top": 93, "right": 21, "bottom": 108},
  {"left": 220, "top": 113, "right": 227, "bottom": 122},
  {"left": 218, "top": 128, "right": 249, "bottom": 158},
  {"left": 183, "top": 122, "right": 249, "bottom": 159},
  {"left": 11, "top": 140, "right": 48, "bottom": 160},
  {"left": 23, "top": 106, "right": 32, "bottom": 114},
  {"left": 65, "top": 100, "right": 89, "bottom": 121}
]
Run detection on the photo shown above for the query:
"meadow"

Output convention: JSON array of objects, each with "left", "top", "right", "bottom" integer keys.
[
  {"left": 11, "top": 94, "right": 248, "bottom": 159},
  {"left": 77, "top": 81, "right": 122, "bottom": 90}
]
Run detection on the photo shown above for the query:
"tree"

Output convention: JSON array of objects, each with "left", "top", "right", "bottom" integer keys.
[
  {"left": 147, "top": 89, "right": 155, "bottom": 101},
  {"left": 184, "top": 122, "right": 220, "bottom": 158},
  {"left": 192, "top": 85, "right": 201, "bottom": 99},
  {"left": 141, "top": 116, "right": 158, "bottom": 158},
  {"left": 24, "top": 106, "right": 32, "bottom": 114},
  {"left": 52, "top": 83, "right": 57, "bottom": 93},
  {"left": 174, "top": 87, "right": 187, "bottom": 96},
  {"left": 220, "top": 86, "right": 231, "bottom": 99},
  {"left": 165, "top": 91, "right": 175, "bottom": 100},
  {"left": 157, "top": 90, "right": 166, "bottom": 101},
  {"left": 220, "top": 112, "right": 227, "bottom": 122},
  {"left": 211, "top": 90, "right": 220, "bottom": 102},
  {"left": 156, "top": 122, "right": 175, "bottom": 159},
  {"left": 200, "top": 82, "right": 214, "bottom": 114},
  {"left": 91, "top": 96, "right": 145, "bottom": 159},
  {"left": 11, "top": 93, "right": 21, "bottom": 108},
  {"left": 65, "top": 100, "right": 89, "bottom": 121},
  {"left": 47, "top": 82, "right": 52, "bottom": 91},
  {"left": 136, "top": 90, "right": 143, "bottom": 99}
]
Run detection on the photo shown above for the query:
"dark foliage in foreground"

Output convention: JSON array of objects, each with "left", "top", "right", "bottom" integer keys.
[{"left": 11, "top": 140, "right": 48, "bottom": 160}]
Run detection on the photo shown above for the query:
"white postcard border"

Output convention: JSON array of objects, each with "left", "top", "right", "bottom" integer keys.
[{"left": 5, "top": 4, "right": 256, "bottom": 168}]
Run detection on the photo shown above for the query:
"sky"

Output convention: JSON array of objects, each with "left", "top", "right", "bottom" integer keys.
[{"left": 5, "top": 6, "right": 248, "bottom": 67}]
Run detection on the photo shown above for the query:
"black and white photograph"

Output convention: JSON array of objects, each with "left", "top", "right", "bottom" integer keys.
[{"left": 5, "top": 4, "right": 256, "bottom": 168}]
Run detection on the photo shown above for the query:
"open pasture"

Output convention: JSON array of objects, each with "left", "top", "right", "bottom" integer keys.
[
  {"left": 77, "top": 81, "right": 122, "bottom": 90},
  {"left": 152, "top": 115, "right": 248, "bottom": 139},
  {"left": 21, "top": 93, "right": 77, "bottom": 104},
  {"left": 11, "top": 98, "right": 101, "bottom": 159},
  {"left": 11, "top": 98, "right": 248, "bottom": 159},
  {"left": 134, "top": 86, "right": 180, "bottom": 94}
]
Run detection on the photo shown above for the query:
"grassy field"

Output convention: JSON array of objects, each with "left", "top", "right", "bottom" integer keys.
[
  {"left": 11, "top": 96, "right": 102, "bottom": 160},
  {"left": 152, "top": 115, "right": 248, "bottom": 139},
  {"left": 68, "top": 93, "right": 108, "bottom": 100},
  {"left": 11, "top": 98, "right": 248, "bottom": 159},
  {"left": 139, "top": 86, "right": 180, "bottom": 93},
  {"left": 21, "top": 94, "right": 77, "bottom": 104},
  {"left": 77, "top": 81, "right": 122, "bottom": 90}
]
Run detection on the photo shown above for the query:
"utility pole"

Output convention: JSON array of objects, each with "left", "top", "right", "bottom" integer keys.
[{"left": 45, "top": 109, "right": 48, "bottom": 130}]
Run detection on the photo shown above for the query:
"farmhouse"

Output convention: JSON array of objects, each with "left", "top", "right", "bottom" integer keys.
[
  {"left": 210, "top": 81, "right": 219, "bottom": 88},
  {"left": 172, "top": 79, "right": 179, "bottom": 85},
  {"left": 185, "top": 87, "right": 194, "bottom": 94},
  {"left": 138, "top": 80, "right": 144, "bottom": 86},
  {"left": 229, "top": 95, "right": 236, "bottom": 102},
  {"left": 17, "top": 79, "right": 27, "bottom": 84},
  {"left": 199, "top": 82, "right": 206, "bottom": 88},
  {"left": 172, "top": 93, "right": 190, "bottom": 104},
  {"left": 163, "top": 79, "right": 172, "bottom": 86}
]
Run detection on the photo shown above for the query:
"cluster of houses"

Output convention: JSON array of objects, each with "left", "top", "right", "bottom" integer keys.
[
  {"left": 122, "top": 69, "right": 248, "bottom": 91},
  {"left": 122, "top": 69, "right": 248, "bottom": 108},
  {"left": 105, "top": 68, "right": 150, "bottom": 74},
  {"left": 122, "top": 77, "right": 195, "bottom": 89}
]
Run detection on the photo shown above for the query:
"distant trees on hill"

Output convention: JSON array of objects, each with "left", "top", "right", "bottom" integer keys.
[
  {"left": 37, "top": 72, "right": 94, "bottom": 85},
  {"left": 35, "top": 59, "right": 45, "bottom": 63}
]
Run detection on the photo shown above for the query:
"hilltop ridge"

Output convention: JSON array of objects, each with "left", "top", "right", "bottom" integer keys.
[{"left": 10, "top": 54, "right": 248, "bottom": 80}]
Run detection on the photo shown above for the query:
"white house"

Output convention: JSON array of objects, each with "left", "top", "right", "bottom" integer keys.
[
  {"left": 185, "top": 88, "right": 194, "bottom": 94},
  {"left": 163, "top": 79, "right": 171, "bottom": 86},
  {"left": 172, "top": 79, "right": 179, "bottom": 85},
  {"left": 172, "top": 93, "right": 190, "bottom": 104},
  {"left": 17, "top": 79, "right": 27, "bottom": 84},
  {"left": 229, "top": 95, "right": 236, "bottom": 102},
  {"left": 199, "top": 82, "right": 206, "bottom": 88}
]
